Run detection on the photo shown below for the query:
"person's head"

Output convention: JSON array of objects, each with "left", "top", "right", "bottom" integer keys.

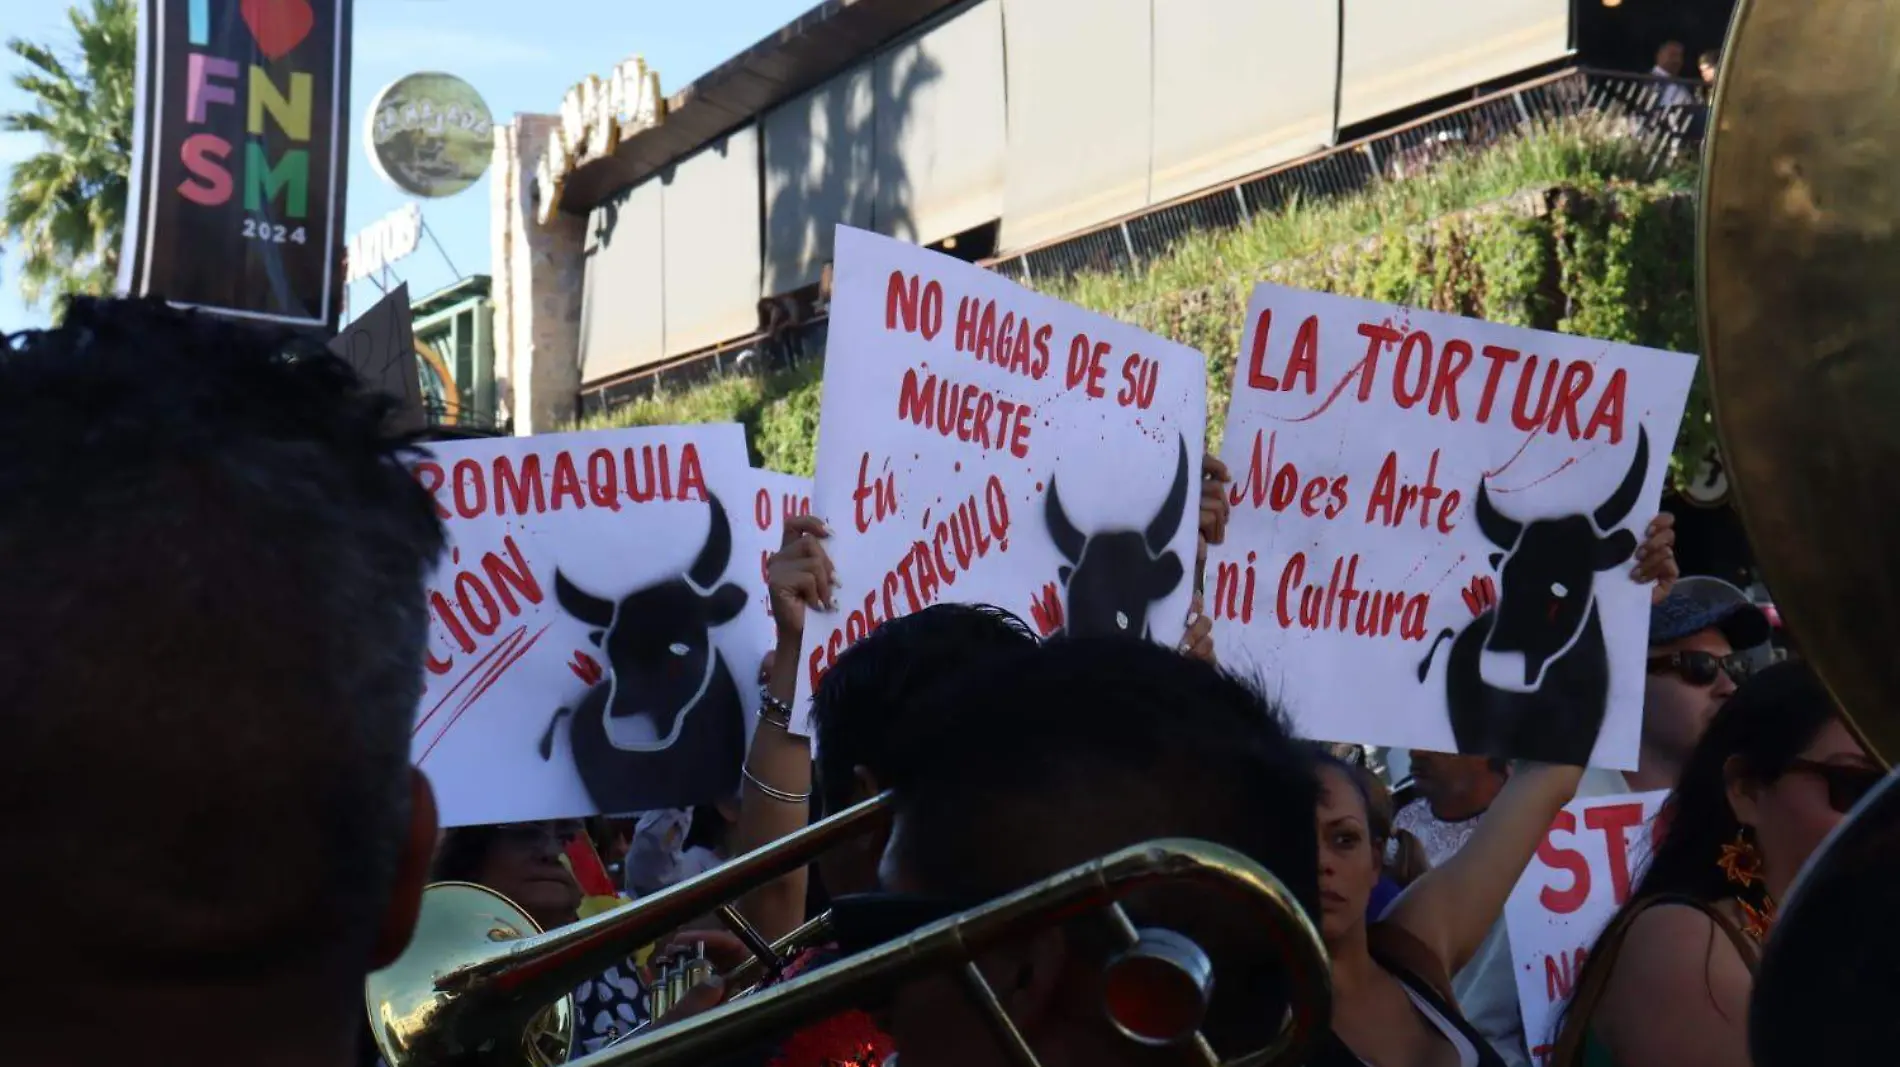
[
  {"left": 1314, "top": 752, "right": 1390, "bottom": 946},
  {"left": 1698, "top": 49, "right": 1720, "bottom": 84},
  {"left": 870, "top": 637, "right": 1321, "bottom": 1067},
  {"left": 1642, "top": 577, "right": 1771, "bottom": 783},
  {"left": 1410, "top": 751, "right": 1509, "bottom": 821},
  {"left": 1555, "top": 661, "right": 1879, "bottom": 1054},
  {"left": 0, "top": 299, "right": 445, "bottom": 1050},
  {"left": 1656, "top": 39, "right": 1685, "bottom": 75},
  {"left": 432, "top": 821, "right": 586, "bottom": 932},
  {"left": 810, "top": 604, "right": 1039, "bottom": 895},
  {"left": 1642, "top": 661, "right": 1879, "bottom": 903}
]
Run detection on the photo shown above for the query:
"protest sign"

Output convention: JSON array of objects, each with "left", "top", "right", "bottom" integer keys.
[
  {"left": 120, "top": 0, "right": 351, "bottom": 328},
  {"left": 796, "top": 227, "right": 1208, "bottom": 730},
  {"left": 411, "top": 424, "right": 769, "bottom": 827},
  {"left": 744, "top": 469, "right": 814, "bottom": 626},
  {"left": 1205, "top": 285, "right": 1696, "bottom": 767},
  {"left": 1506, "top": 791, "right": 1668, "bottom": 1062},
  {"left": 328, "top": 283, "right": 426, "bottom": 435}
]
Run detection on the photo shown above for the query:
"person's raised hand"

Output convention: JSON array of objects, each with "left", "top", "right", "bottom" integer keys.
[
  {"left": 1179, "top": 594, "right": 1216, "bottom": 666},
  {"left": 1200, "top": 453, "right": 1232, "bottom": 547},
  {"left": 1632, "top": 512, "right": 1679, "bottom": 605},
  {"left": 768, "top": 515, "right": 835, "bottom": 644}
]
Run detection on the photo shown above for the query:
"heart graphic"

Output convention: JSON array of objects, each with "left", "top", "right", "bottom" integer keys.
[{"left": 241, "top": 0, "right": 316, "bottom": 61}]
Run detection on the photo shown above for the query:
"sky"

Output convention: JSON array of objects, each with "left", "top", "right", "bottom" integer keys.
[{"left": 0, "top": 0, "right": 820, "bottom": 332}]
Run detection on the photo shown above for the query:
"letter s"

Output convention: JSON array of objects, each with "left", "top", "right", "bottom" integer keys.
[
  {"left": 178, "top": 133, "right": 234, "bottom": 206},
  {"left": 1537, "top": 810, "right": 1591, "bottom": 915}
]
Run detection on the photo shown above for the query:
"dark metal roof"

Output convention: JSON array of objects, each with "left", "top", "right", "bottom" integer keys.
[{"left": 557, "top": 0, "right": 966, "bottom": 213}]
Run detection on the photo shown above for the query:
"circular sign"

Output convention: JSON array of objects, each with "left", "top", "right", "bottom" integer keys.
[
  {"left": 1680, "top": 442, "right": 1731, "bottom": 508},
  {"left": 366, "top": 73, "right": 494, "bottom": 198}
]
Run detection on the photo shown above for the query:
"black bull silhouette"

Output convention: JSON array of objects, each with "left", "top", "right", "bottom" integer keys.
[
  {"left": 1045, "top": 436, "right": 1192, "bottom": 639},
  {"left": 537, "top": 495, "right": 748, "bottom": 814},
  {"left": 1417, "top": 427, "right": 1651, "bottom": 766}
]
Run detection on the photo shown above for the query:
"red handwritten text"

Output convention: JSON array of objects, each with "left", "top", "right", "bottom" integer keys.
[
  {"left": 414, "top": 443, "right": 708, "bottom": 520},
  {"left": 1536, "top": 802, "right": 1647, "bottom": 914},
  {"left": 1228, "top": 429, "right": 1350, "bottom": 519},
  {"left": 1274, "top": 552, "right": 1429, "bottom": 640},
  {"left": 424, "top": 535, "right": 545, "bottom": 675},
  {"left": 1245, "top": 313, "right": 1630, "bottom": 444},
  {"left": 851, "top": 453, "right": 900, "bottom": 534},
  {"left": 808, "top": 475, "right": 1011, "bottom": 691},
  {"left": 886, "top": 270, "right": 945, "bottom": 340},
  {"left": 896, "top": 366, "right": 1035, "bottom": 459},
  {"left": 953, "top": 296, "right": 1053, "bottom": 382}
]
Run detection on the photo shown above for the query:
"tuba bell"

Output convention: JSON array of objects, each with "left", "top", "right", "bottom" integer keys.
[
  {"left": 1697, "top": 0, "right": 1900, "bottom": 1062},
  {"left": 367, "top": 792, "right": 1333, "bottom": 1067}
]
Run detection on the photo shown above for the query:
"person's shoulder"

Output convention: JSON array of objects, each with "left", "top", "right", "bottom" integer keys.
[
  {"left": 1393, "top": 797, "right": 1432, "bottom": 829},
  {"left": 1608, "top": 901, "right": 1752, "bottom": 990}
]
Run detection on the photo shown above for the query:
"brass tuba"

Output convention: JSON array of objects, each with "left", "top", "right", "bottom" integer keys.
[
  {"left": 366, "top": 792, "right": 1332, "bottom": 1067},
  {"left": 1698, "top": 0, "right": 1900, "bottom": 1061}
]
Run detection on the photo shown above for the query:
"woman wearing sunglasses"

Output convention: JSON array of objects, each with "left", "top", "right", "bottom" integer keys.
[{"left": 1549, "top": 660, "right": 1883, "bottom": 1067}]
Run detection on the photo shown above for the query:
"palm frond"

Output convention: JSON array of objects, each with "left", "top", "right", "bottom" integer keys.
[{"left": 1, "top": 0, "right": 134, "bottom": 309}]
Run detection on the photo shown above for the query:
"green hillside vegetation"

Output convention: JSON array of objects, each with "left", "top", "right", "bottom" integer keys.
[{"left": 587, "top": 118, "right": 1708, "bottom": 475}]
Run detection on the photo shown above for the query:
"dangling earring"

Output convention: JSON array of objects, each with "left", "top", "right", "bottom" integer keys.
[{"left": 1717, "top": 826, "right": 1778, "bottom": 941}]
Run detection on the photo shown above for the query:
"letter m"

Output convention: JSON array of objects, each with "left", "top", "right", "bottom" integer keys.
[{"left": 245, "top": 144, "right": 309, "bottom": 217}]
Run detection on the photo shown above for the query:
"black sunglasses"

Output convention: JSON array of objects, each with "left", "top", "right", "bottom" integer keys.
[
  {"left": 1647, "top": 650, "right": 1746, "bottom": 687},
  {"left": 1784, "top": 759, "right": 1886, "bottom": 814}
]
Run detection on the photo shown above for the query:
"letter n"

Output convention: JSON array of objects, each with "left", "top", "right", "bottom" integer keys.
[
  {"left": 245, "top": 144, "right": 309, "bottom": 217},
  {"left": 248, "top": 67, "right": 313, "bottom": 140}
]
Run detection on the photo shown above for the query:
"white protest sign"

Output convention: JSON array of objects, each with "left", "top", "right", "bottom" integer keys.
[
  {"left": 410, "top": 424, "right": 769, "bottom": 826},
  {"left": 742, "top": 469, "right": 814, "bottom": 627},
  {"left": 1506, "top": 791, "right": 1667, "bottom": 1063},
  {"left": 1206, "top": 285, "right": 1695, "bottom": 767},
  {"left": 796, "top": 227, "right": 1207, "bottom": 729}
]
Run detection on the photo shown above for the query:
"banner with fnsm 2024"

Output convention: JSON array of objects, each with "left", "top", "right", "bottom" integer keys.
[{"left": 120, "top": 0, "right": 352, "bottom": 329}]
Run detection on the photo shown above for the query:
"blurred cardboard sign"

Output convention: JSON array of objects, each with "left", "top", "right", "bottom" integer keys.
[{"left": 329, "top": 284, "right": 426, "bottom": 434}]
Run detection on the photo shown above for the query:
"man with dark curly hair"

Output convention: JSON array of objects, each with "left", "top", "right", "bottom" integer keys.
[{"left": 0, "top": 299, "right": 447, "bottom": 1067}]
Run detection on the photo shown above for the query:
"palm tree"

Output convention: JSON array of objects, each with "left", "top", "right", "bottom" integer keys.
[{"left": 1, "top": 0, "right": 135, "bottom": 310}]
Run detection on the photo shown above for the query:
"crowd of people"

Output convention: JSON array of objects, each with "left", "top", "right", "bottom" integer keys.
[{"left": 3, "top": 297, "right": 1875, "bottom": 1067}]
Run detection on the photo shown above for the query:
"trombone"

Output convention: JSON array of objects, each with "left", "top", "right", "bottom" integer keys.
[{"left": 366, "top": 793, "right": 1332, "bottom": 1067}]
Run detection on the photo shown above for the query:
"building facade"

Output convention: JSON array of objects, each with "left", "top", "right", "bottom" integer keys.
[{"left": 485, "top": 0, "right": 1728, "bottom": 433}]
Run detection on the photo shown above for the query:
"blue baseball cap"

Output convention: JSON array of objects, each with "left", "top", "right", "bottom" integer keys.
[{"left": 1649, "top": 576, "right": 1772, "bottom": 650}]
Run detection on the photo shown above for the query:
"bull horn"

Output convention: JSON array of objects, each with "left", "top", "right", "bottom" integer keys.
[
  {"left": 1593, "top": 426, "right": 1651, "bottom": 531},
  {"left": 688, "top": 494, "right": 732, "bottom": 590},
  {"left": 1144, "top": 436, "right": 1192, "bottom": 556},
  {"left": 1045, "top": 478, "right": 1086, "bottom": 565},
  {"left": 1472, "top": 481, "right": 1523, "bottom": 550},
  {"left": 554, "top": 570, "right": 617, "bottom": 628}
]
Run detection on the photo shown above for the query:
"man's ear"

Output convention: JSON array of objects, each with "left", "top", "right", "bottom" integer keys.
[
  {"left": 371, "top": 767, "right": 439, "bottom": 970},
  {"left": 851, "top": 764, "right": 881, "bottom": 805}
]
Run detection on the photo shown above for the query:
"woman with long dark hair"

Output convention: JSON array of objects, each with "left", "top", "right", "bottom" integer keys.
[
  {"left": 1308, "top": 747, "right": 1580, "bottom": 1067},
  {"left": 1549, "top": 661, "right": 1882, "bottom": 1067}
]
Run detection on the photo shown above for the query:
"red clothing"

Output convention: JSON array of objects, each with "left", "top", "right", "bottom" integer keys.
[{"left": 764, "top": 945, "right": 894, "bottom": 1067}]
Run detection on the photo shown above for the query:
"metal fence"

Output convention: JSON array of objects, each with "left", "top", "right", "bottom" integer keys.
[
  {"left": 988, "top": 67, "right": 1709, "bottom": 285},
  {"left": 585, "top": 65, "right": 1707, "bottom": 415}
]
